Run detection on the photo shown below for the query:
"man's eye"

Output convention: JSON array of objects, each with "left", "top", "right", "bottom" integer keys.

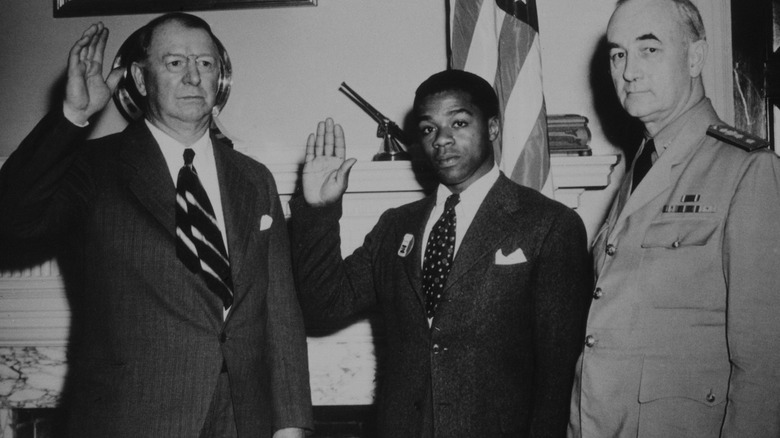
[
  {"left": 419, "top": 126, "right": 434, "bottom": 135},
  {"left": 610, "top": 52, "right": 625, "bottom": 61},
  {"left": 198, "top": 59, "right": 216, "bottom": 71},
  {"left": 453, "top": 120, "right": 467, "bottom": 128}
]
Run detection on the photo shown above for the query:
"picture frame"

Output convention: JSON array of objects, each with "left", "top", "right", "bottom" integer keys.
[{"left": 54, "top": 0, "right": 317, "bottom": 18}]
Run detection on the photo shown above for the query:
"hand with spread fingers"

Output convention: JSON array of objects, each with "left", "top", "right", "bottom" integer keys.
[
  {"left": 302, "top": 118, "right": 357, "bottom": 207},
  {"left": 63, "top": 22, "right": 124, "bottom": 125}
]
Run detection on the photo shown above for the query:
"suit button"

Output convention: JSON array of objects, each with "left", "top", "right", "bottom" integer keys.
[
  {"left": 672, "top": 240, "right": 681, "bottom": 249},
  {"left": 432, "top": 344, "right": 440, "bottom": 354},
  {"left": 219, "top": 333, "right": 227, "bottom": 343},
  {"left": 706, "top": 392, "right": 716, "bottom": 403},
  {"left": 593, "top": 288, "right": 604, "bottom": 299},
  {"left": 605, "top": 244, "right": 616, "bottom": 256},
  {"left": 585, "top": 335, "right": 596, "bottom": 348}
]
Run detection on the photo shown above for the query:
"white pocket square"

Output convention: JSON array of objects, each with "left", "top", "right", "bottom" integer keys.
[
  {"left": 259, "top": 214, "right": 273, "bottom": 231},
  {"left": 494, "top": 248, "right": 527, "bottom": 265}
]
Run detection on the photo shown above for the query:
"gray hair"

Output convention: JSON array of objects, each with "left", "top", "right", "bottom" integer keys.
[{"left": 616, "top": 0, "right": 706, "bottom": 41}]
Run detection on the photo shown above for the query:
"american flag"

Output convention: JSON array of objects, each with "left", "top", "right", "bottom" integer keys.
[{"left": 448, "top": 0, "right": 552, "bottom": 195}]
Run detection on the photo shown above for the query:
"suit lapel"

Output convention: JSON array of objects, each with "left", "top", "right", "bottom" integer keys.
[
  {"left": 614, "top": 145, "right": 672, "bottom": 225},
  {"left": 402, "top": 197, "right": 435, "bottom": 310},
  {"left": 213, "top": 141, "right": 257, "bottom": 290},
  {"left": 121, "top": 121, "right": 177, "bottom": 239},
  {"left": 612, "top": 103, "right": 721, "bottom": 235},
  {"left": 445, "top": 176, "right": 516, "bottom": 291}
]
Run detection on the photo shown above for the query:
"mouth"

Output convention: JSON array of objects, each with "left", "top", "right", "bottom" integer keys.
[
  {"left": 434, "top": 156, "right": 459, "bottom": 168},
  {"left": 625, "top": 89, "right": 648, "bottom": 96}
]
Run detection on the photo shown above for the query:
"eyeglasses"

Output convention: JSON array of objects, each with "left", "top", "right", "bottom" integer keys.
[{"left": 161, "top": 55, "right": 219, "bottom": 74}]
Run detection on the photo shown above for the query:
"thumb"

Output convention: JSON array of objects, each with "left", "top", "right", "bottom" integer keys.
[
  {"left": 336, "top": 158, "right": 357, "bottom": 186},
  {"left": 105, "top": 67, "right": 125, "bottom": 93}
]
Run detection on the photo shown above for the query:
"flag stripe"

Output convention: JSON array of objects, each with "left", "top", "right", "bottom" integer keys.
[
  {"left": 450, "top": 0, "right": 483, "bottom": 70},
  {"left": 448, "top": 0, "right": 553, "bottom": 196}
]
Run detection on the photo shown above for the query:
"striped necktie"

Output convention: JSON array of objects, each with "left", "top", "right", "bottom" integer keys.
[
  {"left": 175, "top": 148, "right": 233, "bottom": 309},
  {"left": 423, "top": 193, "right": 460, "bottom": 318}
]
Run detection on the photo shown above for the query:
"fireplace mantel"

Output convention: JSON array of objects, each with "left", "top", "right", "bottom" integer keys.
[{"left": 0, "top": 155, "right": 618, "bottom": 425}]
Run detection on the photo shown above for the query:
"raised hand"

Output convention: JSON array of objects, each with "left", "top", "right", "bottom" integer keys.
[
  {"left": 302, "top": 118, "right": 357, "bottom": 207},
  {"left": 63, "top": 22, "right": 124, "bottom": 126}
]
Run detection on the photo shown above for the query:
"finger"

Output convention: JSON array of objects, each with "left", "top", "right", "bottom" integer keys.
[
  {"left": 323, "top": 118, "right": 335, "bottom": 157},
  {"left": 93, "top": 26, "right": 109, "bottom": 66},
  {"left": 86, "top": 25, "right": 102, "bottom": 67},
  {"left": 314, "top": 121, "right": 326, "bottom": 157},
  {"left": 68, "top": 26, "right": 96, "bottom": 73},
  {"left": 333, "top": 123, "right": 346, "bottom": 160},
  {"left": 305, "top": 133, "right": 316, "bottom": 163}
]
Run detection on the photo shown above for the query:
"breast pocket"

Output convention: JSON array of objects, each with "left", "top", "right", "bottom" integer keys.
[
  {"left": 641, "top": 217, "right": 719, "bottom": 249},
  {"left": 638, "top": 218, "right": 722, "bottom": 309}
]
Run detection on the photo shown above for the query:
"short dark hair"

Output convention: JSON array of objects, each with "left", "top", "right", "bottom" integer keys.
[
  {"left": 137, "top": 12, "right": 219, "bottom": 61},
  {"left": 413, "top": 69, "right": 500, "bottom": 121}
]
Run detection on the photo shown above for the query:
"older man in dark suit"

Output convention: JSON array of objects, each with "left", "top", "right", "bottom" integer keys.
[
  {"left": 290, "top": 69, "right": 592, "bottom": 437},
  {"left": 0, "top": 14, "right": 311, "bottom": 437}
]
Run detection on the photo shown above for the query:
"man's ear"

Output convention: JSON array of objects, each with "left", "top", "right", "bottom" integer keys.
[
  {"left": 688, "top": 39, "right": 708, "bottom": 78},
  {"left": 488, "top": 116, "right": 501, "bottom": 142},
  {"left": 130, "top": 62, "right": 148, "bottom": 97}
]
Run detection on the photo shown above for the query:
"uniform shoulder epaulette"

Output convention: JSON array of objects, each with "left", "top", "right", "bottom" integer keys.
[{"left": 707, "top": 124, "right": 770, "bottom": 152}]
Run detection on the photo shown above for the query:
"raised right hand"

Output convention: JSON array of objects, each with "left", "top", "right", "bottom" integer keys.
[
  {"left": 63, "top": 22, "right": 124, "bottom": 126},
  {"left": 301, "top": 118, "right": 357, "bottom": 207}
]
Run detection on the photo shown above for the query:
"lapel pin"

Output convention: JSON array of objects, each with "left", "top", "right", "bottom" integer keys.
[{"left": 398, "top": 233, "right": 415, "bottom": 257}]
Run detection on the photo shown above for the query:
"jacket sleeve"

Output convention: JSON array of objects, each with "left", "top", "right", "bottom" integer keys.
[
  {"left": 260, "top": 173, "right": 315, "bottom": 432},
  {"left": 531, "top": 206, "right": 593, "bottom": 438},
  {"left": 0, "top": 110, "right": 91, "bottom": 240},
  {"left": 288, "top": 196, "right": 383, "bottom": 323},
  {"left": 721, "top": 152, "right": 780, "bottom": 437}
]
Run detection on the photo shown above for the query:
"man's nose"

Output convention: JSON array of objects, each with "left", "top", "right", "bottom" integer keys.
[
  {"left": 433, "top": 127, "right": 453, "bottom": 149},
  {"left": 183, "top": 60, "right": 201, "bottom": 85},
  {"left": 622, "top": 52, "right": 641, "bottom": 82}
]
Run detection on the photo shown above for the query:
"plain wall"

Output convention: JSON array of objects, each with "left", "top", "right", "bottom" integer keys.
[{"left": 0, "top": 0, "right": 731, "bottom": 241}]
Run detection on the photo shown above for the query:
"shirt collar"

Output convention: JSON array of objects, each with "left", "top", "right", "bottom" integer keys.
[
  {"left": 146, "top": 120, "right": 212, "bottom": 183},
  {"left": 651, "top": 97, "right": 708, "bottom": 156},
  {"left": 434, "top": 164, "right": 500, "bottom": 207}
]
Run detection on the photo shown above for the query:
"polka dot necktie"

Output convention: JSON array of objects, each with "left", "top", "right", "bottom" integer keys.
[{"left": 423, "top": 193, "right": 460, "bottom": 319}]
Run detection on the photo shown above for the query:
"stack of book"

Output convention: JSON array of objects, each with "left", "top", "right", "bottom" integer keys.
[{"left": 547, "top": 114, "right": 592, "bottom": 156}]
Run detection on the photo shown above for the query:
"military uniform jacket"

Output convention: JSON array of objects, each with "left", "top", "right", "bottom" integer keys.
[
  {"left": 291, "top": 174, "right": 592, "bottom": 438},
  {"left": 0, "top": 111, "right": 313, "bottom": 437},
  {"left": 568, "top": 99, "right": 780, "bottom": 438}
]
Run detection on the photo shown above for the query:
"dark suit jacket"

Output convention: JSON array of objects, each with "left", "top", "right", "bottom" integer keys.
[
  {"left": 290, "top": 174, "right": 592, "bottom": 437},
  {"left": 0, "top": 112, "right": 313, "bottom": 437}
]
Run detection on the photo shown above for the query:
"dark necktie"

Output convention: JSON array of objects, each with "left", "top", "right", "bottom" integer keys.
[
  {"left": 423, "top": 193, "right": 460, "bottom": 319},
  {"left": 631, "top": 138, "right": 655, "bottom": 193},
  {"left": 176, "top": 148, "right": 233, "bottom": 309}
]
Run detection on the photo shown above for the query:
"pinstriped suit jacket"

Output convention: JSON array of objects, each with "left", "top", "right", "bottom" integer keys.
[
  {"left": 291, "top": 174, "right": 592, "bottom": 437},
  {"left": 0, "top": 112, "right": 313, "bottom": 437}
]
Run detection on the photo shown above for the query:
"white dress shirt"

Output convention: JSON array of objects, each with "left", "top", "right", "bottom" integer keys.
[
  {"left": 421, "top": 164, "right": 500, "bottom": 265},
  {"left": 147, "top": 121, "right": 231, "bottom": 317}
]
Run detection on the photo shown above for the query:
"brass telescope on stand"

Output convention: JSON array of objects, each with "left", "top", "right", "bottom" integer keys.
[{"left": 339, "top": 82, "right": 412, "bottom": 161}]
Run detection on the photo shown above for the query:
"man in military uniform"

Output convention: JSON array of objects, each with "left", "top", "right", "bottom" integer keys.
[{"left": 568, "top": 0, "right": 780, "bottom": 437}]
